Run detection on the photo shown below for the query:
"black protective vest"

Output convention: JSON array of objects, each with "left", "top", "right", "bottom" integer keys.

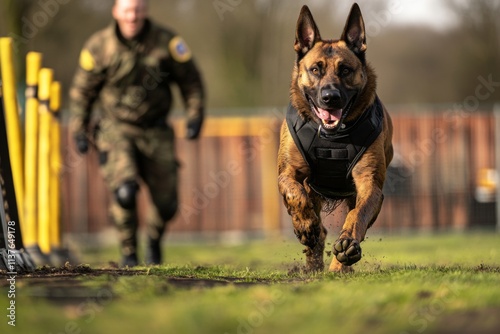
[{"left": 286, "top": 97, "right": 384, "bottom": 199}]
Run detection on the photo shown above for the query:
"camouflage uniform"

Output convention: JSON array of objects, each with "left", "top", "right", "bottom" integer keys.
[{"left": 69, "top": 20, "right": 204, "bottom": 263}]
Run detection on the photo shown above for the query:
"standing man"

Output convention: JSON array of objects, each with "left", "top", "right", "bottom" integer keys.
[{"left": 70, "top": 0, "right": 204, "bottom": 267}]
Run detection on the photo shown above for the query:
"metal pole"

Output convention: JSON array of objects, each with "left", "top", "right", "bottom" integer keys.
[
  {"left": 0, "top": 84, "right": 35, "bottom": 272},
  {"left": 0, "top": 38, "right": 25, "bottom": 227}
]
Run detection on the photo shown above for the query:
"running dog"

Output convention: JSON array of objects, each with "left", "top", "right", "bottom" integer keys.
[{"left": 278, "top": 3, "right": 393, "bottom": 272}]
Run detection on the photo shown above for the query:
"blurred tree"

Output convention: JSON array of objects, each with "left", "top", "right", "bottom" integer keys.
[
  {"left": 0, "top": 0, "right": 34, "bottom": 81},
  {"left": 2, "top": 0, "right": 497, "bottom": 112},
  {"left": 447, "top": 0, "right": 500, "bottom": 104}
]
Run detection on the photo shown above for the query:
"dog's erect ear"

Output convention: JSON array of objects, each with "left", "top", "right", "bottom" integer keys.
[
  {"left": 340, "top": 3, "right": 367, "bottom": 62},
  {"left": 294, "top": 5, "right": 322, "bottom": 60}
]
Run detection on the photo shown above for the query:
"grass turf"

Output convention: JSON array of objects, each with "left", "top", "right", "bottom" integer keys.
[{"left": 1, "top": 232, "right": 500, "bottom": 334}]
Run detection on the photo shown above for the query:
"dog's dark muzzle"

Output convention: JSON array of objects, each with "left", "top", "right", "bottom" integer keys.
[{"left": 320, "top": 88, "right": 342, "bottom": 109}]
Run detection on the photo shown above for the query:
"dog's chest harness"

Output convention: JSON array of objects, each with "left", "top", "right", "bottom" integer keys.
[{"left": 286, "top": 97, "right": 384, "bottom": 199}]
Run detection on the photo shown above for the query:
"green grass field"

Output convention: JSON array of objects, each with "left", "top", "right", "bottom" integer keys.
[{"left": 1, "top": 232, "right": 500, "bottom": 334}]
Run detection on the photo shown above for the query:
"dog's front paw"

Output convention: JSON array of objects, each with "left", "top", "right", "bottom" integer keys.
[{"left": 332, "top": 237, "right": 362, "bottom": 266}]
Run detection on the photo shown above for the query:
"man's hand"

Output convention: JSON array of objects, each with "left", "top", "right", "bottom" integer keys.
[
  {"left": 186, "top": 116, "right": 203, "bottom": 140},
  {"left": 74, "top": 132, "right": 89, "bottom": 154}
]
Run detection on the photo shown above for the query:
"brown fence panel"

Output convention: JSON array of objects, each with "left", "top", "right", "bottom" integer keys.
[{"left": 375, "top": 111, "right": 496, "bottom": 232}]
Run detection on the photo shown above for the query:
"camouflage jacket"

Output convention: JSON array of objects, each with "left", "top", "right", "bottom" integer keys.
[{"left": 70, "top": 19, "right": 204, "bottom": 134}]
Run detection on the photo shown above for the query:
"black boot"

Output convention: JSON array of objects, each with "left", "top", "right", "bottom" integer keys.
[
  {"left": 146, "top": 237, "right": 162, "bottom": 265},
  {"left": 121, "top": 253, "right": 138, "bottom": 268}
]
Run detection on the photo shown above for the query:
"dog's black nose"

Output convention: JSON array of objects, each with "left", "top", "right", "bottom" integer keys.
[{"left": 320, "top": 88, "right": 341, "bottom": 106}]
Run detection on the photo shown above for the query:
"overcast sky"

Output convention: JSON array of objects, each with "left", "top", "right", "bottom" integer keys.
[
  {"left": 328, "top": 0, "right": 460, "bottom": 31},
  {"left": 389, "top": 0, "right": 459, "bottom": 30}
]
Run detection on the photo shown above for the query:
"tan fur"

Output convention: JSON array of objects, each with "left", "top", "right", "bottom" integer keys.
[{"left": 278, "top": 4, "right": 393, "bottom": 272}]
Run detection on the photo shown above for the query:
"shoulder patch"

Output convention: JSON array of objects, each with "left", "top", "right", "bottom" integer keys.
[
  {"left": 168, "top": 36, "right": 192, "bottom": 63},
  {"left": 79, "top": 49, "right": 95, "bottom": 72}
]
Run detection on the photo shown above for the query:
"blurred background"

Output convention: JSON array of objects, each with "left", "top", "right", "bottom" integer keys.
[
  {"left": 1, "top": 0, "right": 499, "bottom": 247},
  {"left": 1, "top": 0, "right": 499, "bottom": 109}
]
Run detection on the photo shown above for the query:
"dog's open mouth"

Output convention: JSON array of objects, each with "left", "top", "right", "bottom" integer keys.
[
  {"left": 308, "top": 98, "right": 343, "bottom": 130},
  {"left": 315, "top": 106, "right": 342, "bottom": 129}
]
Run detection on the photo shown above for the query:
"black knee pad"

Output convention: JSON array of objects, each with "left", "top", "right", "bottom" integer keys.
[
  {"left": 115, "top": 181, "right": 138, "bottom": 210},
  {"left": 159, "top": 199, "right": 178, "bottom": 222}
]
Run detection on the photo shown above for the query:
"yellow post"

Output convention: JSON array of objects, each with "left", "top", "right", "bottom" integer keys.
[
  {"left": 0, "top": 37, "right": 25, "bottom": 227},
  {"left": 49, "top": 81, "right": 62, "bottom": 250},
  {"left": 257, "top": 118, "right": 282, "bottom": 236},
  {"left": 37, "top": 68, "right": 53, "bottom": 255},
  {"left": 24, "top": 52, "right": 43, "bottom": 248}
]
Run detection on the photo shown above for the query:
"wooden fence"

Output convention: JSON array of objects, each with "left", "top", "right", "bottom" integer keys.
[{"left": 59, "top": 110, "right": 498, "bottom": 238}]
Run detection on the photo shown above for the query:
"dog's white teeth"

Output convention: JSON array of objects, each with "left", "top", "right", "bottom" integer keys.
[{"left": 322, "top": 119, "right": 340, "bottom": 129}]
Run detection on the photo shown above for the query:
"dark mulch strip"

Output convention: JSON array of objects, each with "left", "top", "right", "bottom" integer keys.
[{"left": 0, "top": 263, "right": 266, "bottom": 290}]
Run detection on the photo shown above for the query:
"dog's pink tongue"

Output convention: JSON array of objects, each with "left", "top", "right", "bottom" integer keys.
[{"left": 317, "top": 108, "right": 342, "bottom": 122}]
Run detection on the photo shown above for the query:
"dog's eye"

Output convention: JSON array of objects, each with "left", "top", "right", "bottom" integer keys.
[
  {"left": 340, "top": 67, "right": 352, "bottom": 77},
  {"left": 310, "top": 66, "right": 320, "bottom": 76}
]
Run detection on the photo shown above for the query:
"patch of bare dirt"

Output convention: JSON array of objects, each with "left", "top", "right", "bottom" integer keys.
[
  {"left": 0, "top": 263, "right": 144, "bottom": 281},
  {"left": 0, "top": 263, "right": 265, "bottom": 290}
]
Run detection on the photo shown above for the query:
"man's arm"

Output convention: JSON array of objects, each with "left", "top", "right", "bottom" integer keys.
[
  {"left": 69, "top": 45, "right": 106, "bottom": 152},
  {"left": 168, "top": 36, "right": 205, "bottom": 140}
]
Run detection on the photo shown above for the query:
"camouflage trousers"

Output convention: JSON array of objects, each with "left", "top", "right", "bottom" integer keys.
[{"left": 96, "top": 119, "right": 178, "bottom": 256}]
